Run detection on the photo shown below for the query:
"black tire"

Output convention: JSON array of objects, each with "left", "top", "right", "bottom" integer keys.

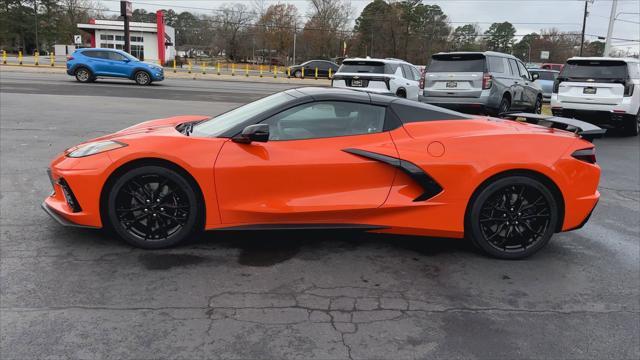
[
  {"left": 497, "top": 95, "right": 511, "bottom": 115},
  {"left": 106, "top": 165, "right": 201, "bottom": 249},
  {"left": 623, "top": 112, "right": 639, "bottom": 136},
  {"left": 75, "top": 67, "right": 93, "bottom": 83},
  {"left": 532, "top": 96, "right": 543, "bottom": 114},
  {"left": 134, "top": 70, "right": 152, "bottom": 86},
  {"left": 467, "top": 176, "right": 559, "bottom": 259},
  {"left": 396, "top": 89, "right": 407, "bottom": 98}
]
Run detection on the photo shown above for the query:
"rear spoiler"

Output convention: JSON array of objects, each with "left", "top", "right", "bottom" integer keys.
[{"left": 499, "top": 112, "right": 606, "bottom": 142}]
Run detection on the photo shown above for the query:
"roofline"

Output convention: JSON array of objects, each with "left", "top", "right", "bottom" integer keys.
[{"left": 566, "top": 56, "right": 639, "bottom": 62}]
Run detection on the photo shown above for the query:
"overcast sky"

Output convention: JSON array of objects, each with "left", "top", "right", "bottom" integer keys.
[{"left": 100, "top": 0, "right": 640, "bottom": 53}]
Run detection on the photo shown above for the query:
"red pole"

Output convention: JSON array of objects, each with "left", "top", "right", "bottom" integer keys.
[{"left": 156, "top": 10, "right": 165, "bottom": 65}]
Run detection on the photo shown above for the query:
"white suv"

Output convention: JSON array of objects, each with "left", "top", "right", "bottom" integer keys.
[
  {"left": 332, "top": 57, "right": 421, "bottom": 101},
  {"left": 551, "top": 57, "right": 640, "bottom": 136}
]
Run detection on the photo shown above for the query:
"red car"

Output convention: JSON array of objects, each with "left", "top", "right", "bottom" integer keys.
[{"left": 43, "top": 88, "right": 604, "bottom": 259}]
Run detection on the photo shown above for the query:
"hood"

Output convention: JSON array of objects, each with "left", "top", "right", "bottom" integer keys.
[{"left": 86, "top": 115, "right": 210, "bottom": 143}]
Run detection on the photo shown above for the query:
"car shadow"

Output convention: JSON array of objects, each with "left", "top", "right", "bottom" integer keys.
[{"left": 54, "top": 227, "right": 480, "bottom": 267}]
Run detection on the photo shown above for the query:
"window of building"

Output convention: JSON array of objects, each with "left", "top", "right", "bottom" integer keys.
[
  {"left": 115, "top": 44, "right": 124, "bottom": 50},
  {"left": 131, "top": 36, "right": 144, "bottom": 43},
  {"left": 101, "top": 43, "right": 115, "bottom": 49},
  {"left": 115, "top": 35, "right": 125, "bottom": 41},
  {"left": 131, "top": 45, "right": 144, "bottom": 60},
  {"left": 100, "top": 34, "right": 114, "bottom": 41}
]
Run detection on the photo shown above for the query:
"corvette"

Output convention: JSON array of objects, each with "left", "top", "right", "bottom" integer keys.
[{"left": 43, "top": 87, "right": 604, "bottom": 259}]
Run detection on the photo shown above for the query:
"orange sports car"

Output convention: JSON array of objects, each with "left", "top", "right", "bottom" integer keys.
[{"left": 43, "top": 87, "right": 604, "bottom": 259}]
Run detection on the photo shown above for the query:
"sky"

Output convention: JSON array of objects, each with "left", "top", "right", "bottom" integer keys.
[{"left": 98, "top": 0, "right": 640, "bottom": 54}]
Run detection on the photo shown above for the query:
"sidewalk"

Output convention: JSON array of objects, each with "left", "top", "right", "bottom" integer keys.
[{"left": 0, "top": 63, "right": 332, "bottom": 85}]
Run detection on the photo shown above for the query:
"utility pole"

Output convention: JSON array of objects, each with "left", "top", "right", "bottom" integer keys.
[
  {"left": 579, "top": 0, "right": 588, "bottom": 56},
  {"left": 292, "top": 29, "right": 296, "bottom": 65},
  {"left": 121, "top": 1, "right": 132, "bottom": 54},
  {"left": 603, "top": 0, "right": 618, "bottom": 57}
]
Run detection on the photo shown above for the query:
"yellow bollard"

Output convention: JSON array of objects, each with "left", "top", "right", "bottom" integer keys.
[
  {"left": 216, "top": 62, "right": 220, "bottom": 75},
  {"left": 173, "top": 58, "right": 176, "bottom": 73},
  {"left": 188, "top": 60, "right": 192, "bottom": 74},
  {"left": 259, "top": 65, "right": 263, "bottom": 78},
  {"left": 273, "top": 65, "right": 278, "bottom": 78},
  {"left": 232, "top": 63, "right": 235, "bottom": 76},
  {"left": 50, "top": 52, "right": 55, "bottom": 67},
  {"left": 18, "top": 51, "right": 22, "bottom": 65},
  {"left": 2, "top": 50, "right": 6, "bottom": 65},
  {"left": 301, "top": 66, "right": 304, "bottom": 79},
  {"left": 34, "top": 51, "right": 39, "bottom": 66},
  {"left": 315, "top": 67, "right": 318, "bottom": 80},
  {"left": 202, "top": 62, "right": 206, "bottom": 74},
  {"left": 245, "top": 63, "right": 249, "bottom": 77},
  {"left": 329, "top": 67, "right": 332, "bottom": 79},
  {"left": 287, "top": 67, "right": 291, "bottom": 78}
]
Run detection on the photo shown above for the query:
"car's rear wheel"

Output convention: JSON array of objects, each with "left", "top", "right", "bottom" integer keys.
[
  {"left": 497, "top": 95, "right": 511, "bottom": 115},
  {"left": 107, "top": 166, "right": 201, "bottom": 249},
  {"left": 467, "top": 176, "right": 558, "bottom": 259},
  {"left": 532, "top": 96, "right": 543, "bottom": 114},
  {"left": 75, "top": 67, "right": 93, "bottom": 83},
  {"left": 623, "top": 111, "right": 639, "bottom": 136},
  {"left": 134, "top": 70, "right": 152, "bottom": 86},
  {"left": 396, "top": 89, "right": 407, "bottom": 98},
  {"left": 294, "top": 70, "right": 302, "bottom": 78}
]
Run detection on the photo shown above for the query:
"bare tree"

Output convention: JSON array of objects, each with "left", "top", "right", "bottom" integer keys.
[
  {"left": 303, "top": 0, "right": 351, "bottom": 59},
  {"left": 213, "top": 3, "right": 254, "bottom": 61}
]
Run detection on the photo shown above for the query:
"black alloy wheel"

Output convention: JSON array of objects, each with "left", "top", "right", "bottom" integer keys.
[
  {"left": 107, "top": 166, "right": 200, "bottom": 248},
  {"left": 468, "top": 176, "right": 558, "bottom": 259},
  {"left": 498, "top": 96, "right": 511, "bottom": 115},
  {"left": 533, "top": 96, "right": 543, "bottom": 114}
]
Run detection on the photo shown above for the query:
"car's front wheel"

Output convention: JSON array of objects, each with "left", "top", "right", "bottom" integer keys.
[
  {"left": 107, "top": 165, "right": 201, "bottom": 249},
  {"left": 532, "top": 96, "right": 543, "bottom": 114},
  {"left": 134, "top": 70, "right": 152, "bottom": 86},
  {"left": 467, "top": 176, "right": 559, "bottom": 259}
]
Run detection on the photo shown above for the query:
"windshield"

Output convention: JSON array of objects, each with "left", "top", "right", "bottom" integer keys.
[
  {"left": 429, "top": 54, "right": 485, "bottom": 72},
  {"left": 531, "top": 71, "right": 557, "bottom": 80},
  {"left": 338, "top": 61, "right": 387, "bottom": 74},
  {"left": 191, "top": 92, "right": 294, "bottom": 137},
  {"left": 560, "top": 60, "right": 628, "bottom": 79}
]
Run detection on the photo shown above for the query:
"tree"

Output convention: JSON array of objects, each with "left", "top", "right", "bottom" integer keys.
[
  {"left": 302, "top": 0, "right": 351, "bottom": 59},
  {"left": 214, "top": 4, "right": 253, "bottom": 61},
  {"left": 584, "top": 40, "right": 604, "bottom": 57},
  {"left": 256, "top": 3, "right": 299, "bottom": 63},
  {"left": 451, "top": 24, "right": 479, "bottom": 51},
  {"left": 484, "top": 21, "right": 516, "bottom": 53}
]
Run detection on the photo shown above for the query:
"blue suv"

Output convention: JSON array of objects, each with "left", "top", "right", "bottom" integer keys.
[{"left": 67, "top": 48, "right": 164, "bottom": 85}]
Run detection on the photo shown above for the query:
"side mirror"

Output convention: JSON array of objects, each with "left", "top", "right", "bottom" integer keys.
[
  {"left": 233, "top": 124, "right": 269, "bottom": 144},
  {"left": 531, "top": 73, "right": 539, "bottom": 81}
]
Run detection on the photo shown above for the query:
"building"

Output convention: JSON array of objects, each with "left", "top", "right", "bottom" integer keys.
[{"left": 77, "top": 11, "right": 175, "bottom": 63}]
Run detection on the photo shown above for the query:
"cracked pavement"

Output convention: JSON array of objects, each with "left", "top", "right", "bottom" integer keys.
[{"left": 1, "top": 70, "right": 639, "bottom": 359}]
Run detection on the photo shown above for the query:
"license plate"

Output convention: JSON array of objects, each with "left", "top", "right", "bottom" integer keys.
[
  {"left": 351, "top": 79, "right": 363, "bottom": 87},
  {"left": 583, "top": 87, "right": 596, "bottom": 94},
  {"left": 446, "top": 81, "right": 457, "bottom": 88}
]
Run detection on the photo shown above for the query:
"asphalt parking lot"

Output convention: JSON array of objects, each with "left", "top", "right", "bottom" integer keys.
[{"left": 1, "top": 69, "right": 639, "bottom": 359}]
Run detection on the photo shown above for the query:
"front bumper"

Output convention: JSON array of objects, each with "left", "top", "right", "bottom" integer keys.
[{"left": 41, "top": 201, "right": 98, "bottom": 229}]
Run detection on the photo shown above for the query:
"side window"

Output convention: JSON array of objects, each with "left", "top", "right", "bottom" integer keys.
[
  {"left": 391, "top": 100, "right": 471, "bottom": 123},
  {"left": 516, "top": 61, "right": 530, "bottom": 80},
  {"left": 410, "top": 66, "right": 421, "bottom": 81},
  {"left": 262, "top": 101, "right": 386, "bottom": 141},
  {"left": 107, "top": 52, "right": 126, "bottom": 61},
  {"left": 83, "top": 51, "right": 99, "bottom": 58},
  {"left": 487, "top": 56, "right": 506, "bottom": 74},
  {"left": 401, "top": 64, "right": 414, "bottom": 79},
  {"left": 507, "top": 59, "right": 519, "bottom": 77}
]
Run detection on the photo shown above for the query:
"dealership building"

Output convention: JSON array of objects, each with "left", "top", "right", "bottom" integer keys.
[{"left": 77, "top": 11, "right": 175, "bottom": 63}]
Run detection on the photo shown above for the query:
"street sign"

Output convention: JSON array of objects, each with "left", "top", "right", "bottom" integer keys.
[
  {"left": 73, "top": 35, "right": 82, "bottom": 45},
  {"left": 120, "top": 1, "right": 132, "bottom": 17},
  {"left": 540, "top": 51, "right": 550, "bottom": 60}
]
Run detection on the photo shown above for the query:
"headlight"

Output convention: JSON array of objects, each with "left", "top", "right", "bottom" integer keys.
[{"left": 66, "top": 140, "right": 127, "bottom": 158}]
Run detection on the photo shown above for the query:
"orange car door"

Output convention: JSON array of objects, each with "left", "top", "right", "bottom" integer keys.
[{"left": 214, "top": 101, "right": 399, "bottom": 225}]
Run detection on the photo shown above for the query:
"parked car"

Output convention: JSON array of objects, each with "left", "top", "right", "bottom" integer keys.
[
  {"left": 541, "top": 63, "right": 564, "bottom": 71},
  {"left": 332, "top": 57, "right": 421, "bottom": 100},
  {"left": 43, "top": 87, "right": 603, "bottom": 259},
  {"left": 288, "top": 60, "right": 339, "bottom": 78},
  {"left": 422, "top": 51, "right": 543, "bottom": 115},
  {"left": 551, "top": 57, "right": 640, "bottom": 136},
  {"left": 66, "top": 48, "right": 164, "bottom": 85},
  {"left": 530, "top": 69, "right": 559, "bottom": 102}
]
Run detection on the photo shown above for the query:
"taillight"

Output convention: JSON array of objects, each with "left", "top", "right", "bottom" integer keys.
[
  {"left": 623, "top": 79, "right": 634, "bottom": 97},
  {"left": 482, "top": 73, "right": 492, "bottom": 90},
  {"left": 572, "top": 148, "right": 596, "bottom": 164}
]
